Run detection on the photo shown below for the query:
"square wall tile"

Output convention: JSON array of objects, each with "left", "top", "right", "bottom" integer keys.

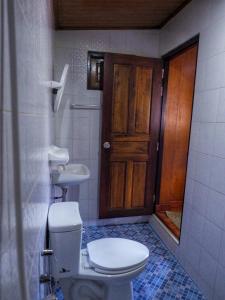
[
  {"left": 195, "top": 153, "right": 212, "bottom": 186},
  {"left": 214, "top": 265, "right": 225, "bottom": 300},
  {"left": 204, "top": 52, "right": 225, "bottom": 90},
  {"left": 199, "top": 249, "right": 217, "bottom": 290},
  {"left": 185, "top": 235, "right": 201, "bottom": 270},
  {"left": 210, "top": 157, "right": 225, "bottom": 194},
  {"left": 201, "top": 219, "right": 222, "bottom": 260},
  {"left": 189, "top": 209, "right": 204, "bottom": 242},
  {"left": 192, "top": 181, "right": 209, "bottom": 216},
  {"left": 197, "top": 122, "right": 215, "bottom": 155},
  {"left": 72, "top": 140, "right": 90, "bottom": 160},
  {"left": 218, "top": 230, "right": 225, "bottom": 268},
  {"left": 198, "top": 16, "right": 225, "bottom": 60},
  {"left": 206, "top": 189, "right": 225, "bottom": 229},
  {"left": 186, "top": 150, "right": 197, "bottom": 179},
  {"left": 192, "top": 89, "right": 219, "bottom": 123},
  {"left": 217, "top": 88, "right": 225, "bottom": 122},
  {"left": 213, "top": 123, "right": 225, "bottom": 158},
  {"left": 184, "top": 178, "right": 194, "bottom": 207}
]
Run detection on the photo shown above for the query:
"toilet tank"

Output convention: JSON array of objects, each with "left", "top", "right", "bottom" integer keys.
[{"left": 48, "top": 202, "right": 82, "bottom": 279}]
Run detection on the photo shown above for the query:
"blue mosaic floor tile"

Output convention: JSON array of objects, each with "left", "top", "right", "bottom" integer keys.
[{"left": 61, "top": 223, "right": 205, "bottom": 300}]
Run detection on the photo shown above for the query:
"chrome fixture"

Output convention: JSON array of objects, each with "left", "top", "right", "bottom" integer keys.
[
  {"left": 40, "top": 274, "right": 53, "bottom": 284},
  {"left": 70, "top": 104, "right": 101, "bottom": 110},
  {"left": 103, "top": 141, "right": 111, "bottom": 149},
  {"left": 41, "top": 249, "right": 54, "bottom": 256}
]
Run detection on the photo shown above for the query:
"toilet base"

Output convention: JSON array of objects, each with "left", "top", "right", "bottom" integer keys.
[{"left": 60, "top": 278, "right": 133, "bottom": 300}]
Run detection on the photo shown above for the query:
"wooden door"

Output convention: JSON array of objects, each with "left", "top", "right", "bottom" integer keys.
[
  {"left": 100, "top": 53, "right": 162, "bottom": 218},
  {"left": 157, "top": 43, "right": 198, "bottom": 213}
]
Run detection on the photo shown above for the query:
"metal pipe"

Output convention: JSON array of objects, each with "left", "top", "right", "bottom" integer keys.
[{"left": 70, "top": 104, "right": 101, "bottom": 110}]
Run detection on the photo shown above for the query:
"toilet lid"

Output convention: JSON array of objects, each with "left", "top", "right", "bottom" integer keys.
[{"left": 87, "top": 238, "right": 149, "bottom": 273}]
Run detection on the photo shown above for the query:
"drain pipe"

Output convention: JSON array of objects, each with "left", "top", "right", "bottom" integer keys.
[
  {"left": 53, "top": 186, "right": 68, "bottom": 201},
  {"left": 61, "top": 186, "right": 68, "bottom": 201}
]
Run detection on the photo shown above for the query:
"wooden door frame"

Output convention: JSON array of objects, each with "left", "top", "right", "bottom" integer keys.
[
  {"left": 99, "top": 53, "right": 162, "bottom": 219},
  {"left": 154, "top": 35, "right": 200, "bottom": 236}
]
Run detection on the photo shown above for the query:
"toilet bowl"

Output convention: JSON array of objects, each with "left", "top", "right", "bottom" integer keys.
[{"left": 48, "top": 202, "right": 149, "bottom": 300}]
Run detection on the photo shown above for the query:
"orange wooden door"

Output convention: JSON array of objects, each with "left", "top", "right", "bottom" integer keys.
[
  {"left": 157, "top": 44, "right": 198, "bottom": 212},
  {"left": 100, "top": 53, "right": 162, "bottom": 218}
]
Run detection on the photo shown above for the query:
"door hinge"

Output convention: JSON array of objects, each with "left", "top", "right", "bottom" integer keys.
[
  {"left": 161, "top": 68, "right": 165, "bottom": 97},
  {"left": 156, "top": 141, "right": 159, "bottom": 152},
  {"left": 161, "top": 85, "right": 164, "bottom": 97},
  {"left": 153, "top": 194, "right": 156, "bottom": 204}
]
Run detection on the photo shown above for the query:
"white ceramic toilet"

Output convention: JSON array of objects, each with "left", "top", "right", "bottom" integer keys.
[{"left": 48, "top": 202, "right": 149, "bottom": 300}]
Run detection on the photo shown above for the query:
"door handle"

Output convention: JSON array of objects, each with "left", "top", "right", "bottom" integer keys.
[{"left": 103, "top": 142, "right": 111, "bottom": 149}]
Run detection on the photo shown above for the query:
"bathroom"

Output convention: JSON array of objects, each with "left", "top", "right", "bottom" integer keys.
[{"left": 1, "top": 0, "right": 225, "bottom": 299}]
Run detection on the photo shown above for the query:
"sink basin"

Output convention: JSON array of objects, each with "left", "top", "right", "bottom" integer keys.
[{"left": 52, "top": 163, "right": 90, "bottom": 186}]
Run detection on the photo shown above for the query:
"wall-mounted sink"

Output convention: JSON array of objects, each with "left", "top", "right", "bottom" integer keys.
[{"left": 52, "top": 163, "right": 90, "bottom": 186}]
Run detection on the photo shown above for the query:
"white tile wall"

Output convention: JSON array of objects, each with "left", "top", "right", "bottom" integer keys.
[
  {"left": 1, "top": 1, "right": 223, "bottom": 298},
  {"left": 154, "top": 0, "right": 225, "bottom": 298},
  {"left": 1, "top": 1, "right": 53, "bottom": 300},
  {"left": 54, "top": 30, "right": 160, "bottom": 221}
]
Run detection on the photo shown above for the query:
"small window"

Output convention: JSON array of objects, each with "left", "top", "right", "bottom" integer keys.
[{"left": 87, "top": 51, "right": 104, "bottom": 90}]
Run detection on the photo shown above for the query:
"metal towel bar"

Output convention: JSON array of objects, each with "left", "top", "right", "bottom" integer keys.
[{"left": 70, "top": 104, "right": 101, "bottom": 110}]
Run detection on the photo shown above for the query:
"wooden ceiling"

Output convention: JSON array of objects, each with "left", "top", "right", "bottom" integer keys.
[{"left": 53, "top": 0, "right": 192, "bottom": 30}]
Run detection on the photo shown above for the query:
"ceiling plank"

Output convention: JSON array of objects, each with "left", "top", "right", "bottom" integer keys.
[
  {"left": 159, "top": 0, "right": 192, "bottom": 28},
  {"left": 53, "top": 0, "right": 192, "bottom": 30}
]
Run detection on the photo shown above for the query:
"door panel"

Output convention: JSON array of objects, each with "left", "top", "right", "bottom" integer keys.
[
  {"left": 111, "top": 141, "right": 148, "bottom": 154},
  {"left": 134, "top": 66, "right": 152, "bottom": 134},
  {"left": 100, "top": 53, "right": 162, "bottom": 218},
  {"left": 110, "top": 162, "right": 126, "bottom": 209},
  {"left": 112, "top": 64, "right": 131, "bottom": 134},
  {"left": 158, "top": 45, "right": 197, "bottom": 209},
  {"left": 132, "top": 162, "right": 147, "bottom": 208},
  {"left": 155, "top": 41, "right": 198, "bottom": 240}
]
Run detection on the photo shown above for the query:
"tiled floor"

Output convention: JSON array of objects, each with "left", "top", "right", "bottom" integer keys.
[{"left": 57, "top": 223, "right": 205, "bottom": 300}]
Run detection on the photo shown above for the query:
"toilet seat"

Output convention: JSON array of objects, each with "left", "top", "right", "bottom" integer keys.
[{"left": 87, "top": 238, "right": 149, "bottom": 275}]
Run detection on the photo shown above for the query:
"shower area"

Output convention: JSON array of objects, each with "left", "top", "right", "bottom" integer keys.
[{"left": 155, "top": 37, "right": 198, "bottom": 239}]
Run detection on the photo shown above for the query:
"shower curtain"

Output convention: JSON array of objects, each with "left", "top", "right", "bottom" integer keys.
[{"left": 1, "top": 1, "right": 28, "bottom": 300}]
